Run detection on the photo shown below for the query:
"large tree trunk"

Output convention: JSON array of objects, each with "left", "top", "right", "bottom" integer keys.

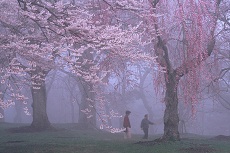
[
  {"left": 154, "top": 37, "right": 180, "bottom": 141},
  {"left": 152, "top": 0, "right": 220, "bottom": 142},
  {"left": 162, "top": 71, "right": 180, "bottom": 140},
  {"left": 31, "top": 83, "right": 50, "bottom": 129},
  {"left": 30, "top": 67, "right": 51, "bottom": 130}
]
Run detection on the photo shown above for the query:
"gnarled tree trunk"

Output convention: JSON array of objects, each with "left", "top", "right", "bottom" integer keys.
[
  {"left": 163, "top": 71, "right": 180, "bottom": 140},
  {"left": 152, "top": 0, "right": 220, "bottom": 141}
]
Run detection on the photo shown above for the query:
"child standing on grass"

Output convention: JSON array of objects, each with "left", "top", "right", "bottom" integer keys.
[
  {"left": 123, "top": 110, "right": 131, "bottom": 139},
  {"left": 141, "top": 114, "right": 154, "bottom": 139}
]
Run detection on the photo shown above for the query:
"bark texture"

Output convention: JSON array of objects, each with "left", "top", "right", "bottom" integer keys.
[
  {"left": 163, "top": 71, "right": 180, "bottom": 140},
  {"left": 30, "top": 67, "right": 51, "bottom": 130}
]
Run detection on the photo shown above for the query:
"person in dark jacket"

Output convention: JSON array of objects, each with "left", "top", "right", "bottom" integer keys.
[
  {"left": 123, "top": 110, "right": 131, "bottom": 139},
  {"left": 140, "top": 114, "right": 154, "bottom": 139}
]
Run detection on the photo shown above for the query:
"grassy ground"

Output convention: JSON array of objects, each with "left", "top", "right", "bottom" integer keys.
[{"left": 0, "top": 123, "right": 230, "bottom": 153}]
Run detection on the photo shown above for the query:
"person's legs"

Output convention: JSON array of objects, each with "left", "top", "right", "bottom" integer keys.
[
  {"left": 124, "top": 127, "right": 131, "bottom": 139},
  {"left": 127, "top": 127, "right": 131, "bottom": 139},
  {"left": 124, "top": 132, "right": 127, "bottom": 139},
  {"left": 146, "top": 128, "right": 148, "bottom": 139},
  {"left": 143, "top": 128, "right": 148, "bottom": 139}
]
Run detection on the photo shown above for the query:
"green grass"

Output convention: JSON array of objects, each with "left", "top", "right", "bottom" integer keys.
[{"left": 0, "top": 123, "right": 230, "bottom": 153}]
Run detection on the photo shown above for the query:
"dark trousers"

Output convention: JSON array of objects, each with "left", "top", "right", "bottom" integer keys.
[{"left": 143, "top": 128, "right": 148, "bottom": 139}]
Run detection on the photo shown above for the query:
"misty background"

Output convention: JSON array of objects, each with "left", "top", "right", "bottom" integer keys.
[
  {"left": 3, "top": 69, "right": 230, "bottom": 136},
  {"left": 0, "top": 0, "right": 229, "bottom": 142}
]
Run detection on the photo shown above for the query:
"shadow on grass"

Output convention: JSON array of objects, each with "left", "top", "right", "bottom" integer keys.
[
  {"left": 179, "top": 144, "right": 216, "bottom": 153},
  {"left": 134, "top": 136, "right": 218, "bottom": 153}
]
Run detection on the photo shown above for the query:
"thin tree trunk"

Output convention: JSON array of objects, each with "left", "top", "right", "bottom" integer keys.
[
  {"left": 14, "top": 100, "right": 22, "bottom": 123},
  {"left": 139, "top": 68, "right": 155, "bottom": 128},
  {"left": 0, "top": 86, "right": 5, "bottom": 122},
  {"left": 0, "top": 108, "right": 4, "bottom": 122},
  {"left": 105, "top": 101, "right": 112, "bottom": 127},
  {"left": 78, "top": 91, "right": 88, "bottom": 127},
  {"left": 78, "top": 81, "right": 96, "bottom": 129},
  {"left": 71, "top": 102, "right": 75, "bottom": 123}
]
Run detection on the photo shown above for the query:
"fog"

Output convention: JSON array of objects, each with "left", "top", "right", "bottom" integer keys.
[
  {"left": 3, "top": 71, "right": 230, "bottom": 136},
  {"left": 0, "top": 0, "right": 229, "bottom": 142}
]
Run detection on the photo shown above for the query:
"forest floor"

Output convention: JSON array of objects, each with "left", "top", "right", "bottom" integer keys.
[{"left": 0, "top": 122, "right": 230, "bottom": 153}]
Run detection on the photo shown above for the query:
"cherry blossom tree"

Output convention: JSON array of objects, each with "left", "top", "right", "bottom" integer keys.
[
  {"left": 148, "top": 0, "right": 222, "bottom": 140},
  {"left": 1, "top": 0, "right": 224, "bottom": 140},
  {"left": 99, "top": 0, "right": 223, "bottom": 140},
  {"left": 0, "top": 0, "right": 155, "bottom": 130},
  {"left": 95, "top": 0, "right": 222, "bottom": 140}
]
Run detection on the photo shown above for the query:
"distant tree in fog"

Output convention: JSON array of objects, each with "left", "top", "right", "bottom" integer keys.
[{"left": 196, "top": 0, "right": 230, "bottom": 111}]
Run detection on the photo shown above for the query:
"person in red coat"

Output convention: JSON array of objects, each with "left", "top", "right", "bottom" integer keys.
[{"left": 123, "top": 110, "right": 131, "bottom": 139}]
